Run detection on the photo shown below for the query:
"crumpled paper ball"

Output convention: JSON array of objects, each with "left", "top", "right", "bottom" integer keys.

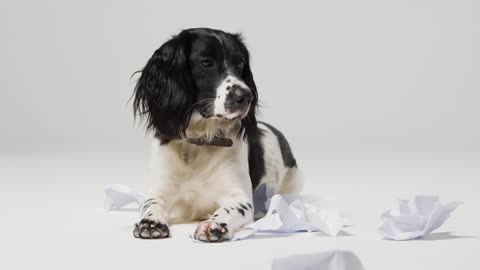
[{"left": 377, "top": 195, "right": 462, "bottom": 240}]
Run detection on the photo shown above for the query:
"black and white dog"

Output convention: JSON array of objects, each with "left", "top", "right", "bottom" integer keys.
[{"left": 132, "top": 28, "right": 302, "bottom": 242}]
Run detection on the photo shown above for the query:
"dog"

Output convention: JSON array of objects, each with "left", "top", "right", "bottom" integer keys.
[{"left": 132, "top": 28, "right": 302, "bottom": 242}]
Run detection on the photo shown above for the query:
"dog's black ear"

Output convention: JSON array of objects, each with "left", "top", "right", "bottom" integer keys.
[
  {"left": 234, "top": 34, "right": 259, "bottom": 141},
  {"left": 133, "top": 32, "right": 194, "bottom": 140}
]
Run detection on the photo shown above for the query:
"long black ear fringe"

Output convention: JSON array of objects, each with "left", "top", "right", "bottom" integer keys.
[
  {"left": 234, "top": 33, "right": 260, "bottom": 143},
  {"left": 133, "top": 32, "right": 194, "bottom": 140}
]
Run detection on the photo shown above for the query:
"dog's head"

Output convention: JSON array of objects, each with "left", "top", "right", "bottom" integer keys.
[{"left": 133, "top": 28, "right": 258, "bottom": 141}]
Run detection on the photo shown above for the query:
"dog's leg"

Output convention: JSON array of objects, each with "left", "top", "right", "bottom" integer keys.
[
  {"left": 194, "top": 191, "right": 253, "bottom": 242},
  {"left": 133, "top": 193, "right": 171, "bottom": 239},
  {"left": 133, "top": 141, "right": 177, "bottom": 239}
]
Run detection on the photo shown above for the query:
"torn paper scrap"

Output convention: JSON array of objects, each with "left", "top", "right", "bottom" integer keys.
[
  {"left": 272, "top": 250, "right": 365, "bottom": 270},
  {"left": 377, "top": 195, "right": 462, "bottom": 240},
  {"left": 104, "top": 184, "right": 146, "bottom": 210},
  {"left": 233, "top": 193, "right": 346, "bottom": 240}
]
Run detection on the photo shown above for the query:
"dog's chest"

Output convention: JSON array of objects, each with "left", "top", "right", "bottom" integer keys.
[
  {"left": 169, "top": 143, "right": 239, "bottom": 217},
  {"left": 179, "top": 143, "right": 198, "bottom": 165},
  {"left": 178, "top": 143, "right": 223, "bottom": 167}
]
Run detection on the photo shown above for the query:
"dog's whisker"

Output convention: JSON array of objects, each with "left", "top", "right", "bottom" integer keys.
[{"left": 186, "top": 98, "right": 216, "bottom": 114}]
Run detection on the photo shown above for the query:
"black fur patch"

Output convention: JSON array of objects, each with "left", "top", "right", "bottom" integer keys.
[
  {"left": 142, "top": 199, "right": 158, "bottom": 211},
  {"left": 132, "top": 31, "right": 194, "bottom": 140},
  {"left": 259, "top": 122, "right": 297, "bottom": 168},
  {"left": 248, "top": 129, "right": 266, "bottom": 190},
  {"left": 154, "top": 131, "right": 171, "bottom": 145},
  {"left": 236, "top": 207, "right": 245, "bottom": 216},
  {"left": 239, "top": 203, "right": 248, "bottom": 210},
  {"left": 143, "top": 198, "right": 155, "bottom": 204}
]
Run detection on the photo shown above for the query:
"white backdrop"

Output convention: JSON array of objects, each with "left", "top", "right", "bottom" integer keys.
[
  {"left": 2, "top": 0, "right": 479, "bottom": 153},
  {"left": 1, "top": 1, "right": 480, "bottom": 270}
]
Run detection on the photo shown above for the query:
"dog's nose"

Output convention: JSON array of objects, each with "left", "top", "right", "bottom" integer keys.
[{"left": 232, "top": 87, "right": 253, "bottom": 105}]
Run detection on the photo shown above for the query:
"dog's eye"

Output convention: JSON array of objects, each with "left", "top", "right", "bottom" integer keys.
[{"left": 200, "top": 59, "right": 213, "bottom": 68}]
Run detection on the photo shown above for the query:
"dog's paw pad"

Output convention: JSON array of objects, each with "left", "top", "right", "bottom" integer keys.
[
  {"left": 133, "top": 219, "right": 170, "bottom": 239},
  {"left": 194, "top": 220, "right": 230, "bottom": 242}
]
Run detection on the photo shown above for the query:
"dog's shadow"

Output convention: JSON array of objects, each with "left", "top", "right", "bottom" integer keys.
[{"left": 419, "top": 232, "right": 477, "bottom": 241}]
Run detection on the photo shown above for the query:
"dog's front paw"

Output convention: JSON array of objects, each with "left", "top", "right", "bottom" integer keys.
[
  {"left": 194, "top": 220, "right": 230, "bottom": 242},
  {"left": 133, "top": 218, "right": 170, "bottom": 239}
]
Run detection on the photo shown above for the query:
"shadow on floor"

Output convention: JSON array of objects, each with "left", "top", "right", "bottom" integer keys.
[
  {"left": 420, "top": 232, "right": 478, "bottom": 241},
  {"left": 242, "top": 230, "right": 353, "bottom": 241}
]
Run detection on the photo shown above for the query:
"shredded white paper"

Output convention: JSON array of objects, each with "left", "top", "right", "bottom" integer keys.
[
  {"left": 377, "top": 195, "right": 462, "bottom": 240},
  {"left": 233, "top": 186, "right": 346, "bottom": 240},
  {"left": 104, "top": 184, "right": 145, "bottom": 210}
]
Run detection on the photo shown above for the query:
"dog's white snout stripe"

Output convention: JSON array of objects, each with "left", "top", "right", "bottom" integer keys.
[{"left": 214, "top": 75, "right": 248, "bottom": 116}]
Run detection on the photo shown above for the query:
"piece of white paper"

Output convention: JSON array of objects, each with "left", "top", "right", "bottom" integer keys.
[
  {"left": 233, "top": 192, "right": 346, "bottom": 240},
  {"left": 104, "top": 184, "right": 146, "bottom": 210},
  {"left": 272, "top": 250, "right": 364, "bottom": 270},
  {"left": 377, "top": 195, "right": 462, "bottom": 240}
]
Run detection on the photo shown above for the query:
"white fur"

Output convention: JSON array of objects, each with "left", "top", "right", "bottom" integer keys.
[{"left": 213, "top": 74, "right": 248, "bottom": 117}]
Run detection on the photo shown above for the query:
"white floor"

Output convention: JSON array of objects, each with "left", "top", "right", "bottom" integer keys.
[{"left": 1, "top": 150, "right": 478, "bottom": 269}]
